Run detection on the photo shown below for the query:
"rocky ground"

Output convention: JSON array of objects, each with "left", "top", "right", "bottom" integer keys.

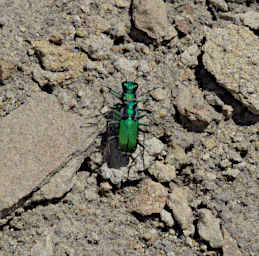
[{"left": 0, "top": 0, "right": 258, "bottom": 255}]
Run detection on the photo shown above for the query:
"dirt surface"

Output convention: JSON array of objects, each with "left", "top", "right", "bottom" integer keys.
[{"left": 0, "top": 0, "right": 258, "bottom": 255}]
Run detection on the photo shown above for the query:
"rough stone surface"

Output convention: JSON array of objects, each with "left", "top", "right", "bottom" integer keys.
[
  {"left": 142, "top": 229, "right": 159, "bottom": 243},
  {"left": 144, "top": 137, "right": 165, "bottom": 156},
  {"left": 160, "top": 209, "right": 175, "bottom": 227},
  {"left": 175, "top": 16, "right": 192, "bottom": 35},
  {"left": 32, "top": 40, "right": 88, "bottom": 87},
  {"left": 130, "top": 179, "right": 168, "bottom": 216},
  {"left": 180, "top": 44, "right": 200, "bottom": 67},
  {"left": 148, "top": 161, "right": 176, "bottom": 182},
  {"left": 198, "top": 209, "right": 224, "bottom": 248},
  {"left": 31, "top": 229, "right": 54, "bottom": 256},
  {"left": 100, "top": 163, "right": 129, "bottom": 186},
  {"left": 33, "top": 40, "right": 87, "bottom": 73},
  {"left": 240, "top": 11, "right": 259, "bottom": 30},
  {"left": 167, "top": 185, "right": 195, "bottom": 236},
  {"left": 83, "top": 16, "right": 110, "bottom": 34},
  {"left": 77, "top": 34, "right": 113, "bottom": 60},
  {"left": 0, "top": 59, "right": 16, "bottom": 83},
  {"left": 113, "top": 57, "right": 138, "bottom": 76},
  {"left": 32, "top": 66, "right": 76, "bottom": 88},
  {"left": 150, "top": 87, "right": 168, "bottom": 101},
  {"left": 166, "top": 144, "right": 189, "bottom": 169},
  {"left": 176, "top": 84, "right": 220, "bottom": 130},
  {"left": 222, "top": 227, "right": 242, "bottom": 256},
  {"left": 0, "top": 92, "right": 92, "bottom": 218},
  {"left": 31, "top": 156, "right": 84, "bottom": 202},
  {"left": 203, "top": 25, "right": 259, "bottom": 115},
  {"left": 133, "top": 0, "right": 177, "bottom": 41},
  {"left": 222, "top": 168, "right": 240, "bottom": 178}
]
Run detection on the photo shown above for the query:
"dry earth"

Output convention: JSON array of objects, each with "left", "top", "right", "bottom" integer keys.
[{"left": 0, "top": 0, "right": 258, "bottom": 256}]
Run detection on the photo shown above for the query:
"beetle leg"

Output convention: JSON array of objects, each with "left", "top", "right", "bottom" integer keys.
[
  {"left": 109, "top": 89, "right": 122, "bottom": 100},
  {"left": 107, "top": 135, "right": 118, "bottom": 141},
  {"left": 136, "top": 108, "right": 152, "bottom": 113},
  {"left": 111, "top": 103, "right": 123, "bottom": 110},
  {"left": 107, "top": 120, "right": 120, "bottom": 125},
  {"left": 136, "top": 114, "right": 146, "bottom": 120},
  {"left": 112, "top": 109, "right": 124, "bottom": 116},
  {"left": 135, "top": 98, "right": 148, "bottom": 103}
]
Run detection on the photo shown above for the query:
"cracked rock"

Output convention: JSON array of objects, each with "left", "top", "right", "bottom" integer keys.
[
  {"left": 203, "top": 25, "right": 259, "bottom": 115},
  {"left": 31, "top": 156, "right": 84, "bottom": 202},
  {"left": 0, "top": 92, "right": 94, "bottom": 219},
  {"left": 197, "top": 208, "right": 224, "bottom": 248}
]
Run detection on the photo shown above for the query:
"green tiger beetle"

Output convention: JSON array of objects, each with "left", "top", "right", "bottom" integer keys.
[{"left": 107, "top": 81, "right": 150, "bottom": 153}]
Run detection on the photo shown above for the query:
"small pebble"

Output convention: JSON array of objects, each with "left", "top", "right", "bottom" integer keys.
[
  {"left": 160, "top": 209, "right": 175, "bottom": 227},
  {"left": 137, "top": 60, "right": 150, "bottom": 73},
  {"left": 72, "top": 15, "right": 81, "bottom": 26},
  {"left": 75, "top": 27, "right": 87, "bottom": 38},
  {"left": 185, "top": 237, "right": 194, "bottom": 247},
  {"left": 100, "top": 182, "right": 112, "bottom": 192},
  {"left": 206, "top": 172, "right": 217, "bottom": 180},
  {"left": 143, "top": 229, "right": 159, "bottom": 243},
  {"left": 223, "top": 168, "right": 240, "bottom": 178}
]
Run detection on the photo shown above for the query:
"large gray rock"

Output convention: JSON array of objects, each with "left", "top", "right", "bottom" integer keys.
[
  {"left": 0, "top": 92, "right": 97, "bottom": 218},
  {"left": 203, "top": 25, "right": 259, "bottom": 115},
  {"left": 198, "top": 209, "right": 224, "bottom": 248},
  {"left": 133, "top": 0, "right": 177, "bottom": 41}
]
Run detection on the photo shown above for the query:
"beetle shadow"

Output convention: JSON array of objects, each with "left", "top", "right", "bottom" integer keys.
[
  {"left": 100, "top": 110, "right": 130, "bottom": 169},
  {"left": 103, "top": 136, "right": 130, "bottom": 169}
]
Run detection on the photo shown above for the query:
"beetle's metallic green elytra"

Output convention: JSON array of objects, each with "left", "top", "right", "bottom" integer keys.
[{"left": 119, "top": 101, "right": 138, "bottom": 152}]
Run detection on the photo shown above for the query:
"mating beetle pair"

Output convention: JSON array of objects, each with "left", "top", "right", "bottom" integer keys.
[{"left": 108, "top": 81, "right": 149, "bottom": 153}]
